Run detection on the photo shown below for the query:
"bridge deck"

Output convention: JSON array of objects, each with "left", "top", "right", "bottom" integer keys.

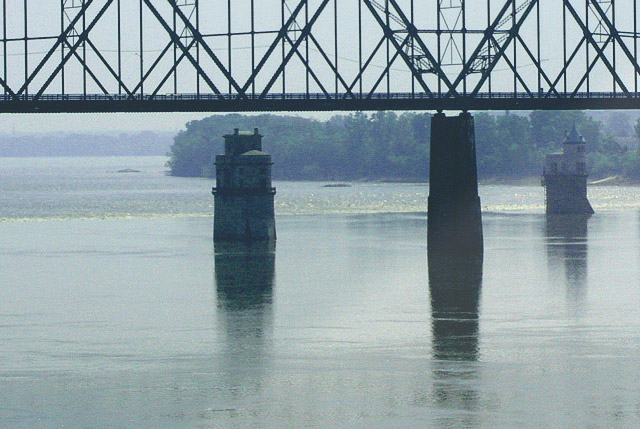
[{"left": 1, "top": 93, "right": 639, "bottom": 113}]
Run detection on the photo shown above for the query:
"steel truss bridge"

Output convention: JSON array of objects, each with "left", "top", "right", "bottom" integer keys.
[{"left": 1, "top": 0, "right": 640, "bottom": 113}]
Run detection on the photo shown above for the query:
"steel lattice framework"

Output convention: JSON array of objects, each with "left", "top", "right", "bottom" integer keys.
[{"left": 1, "top": 0, "right": 640, "bottom": 113}]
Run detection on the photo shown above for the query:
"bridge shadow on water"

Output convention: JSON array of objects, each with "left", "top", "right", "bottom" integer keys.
[
  {"left": 545, "top": 215, "right": 590, "bottom": 313},
  {"left": 428, "top": 250, "right": 483, "bottom": 425}
]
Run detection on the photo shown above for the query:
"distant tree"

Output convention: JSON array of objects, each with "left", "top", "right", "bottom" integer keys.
[{"left": 604, "top": 111, "right": 631, "bottom": 137}]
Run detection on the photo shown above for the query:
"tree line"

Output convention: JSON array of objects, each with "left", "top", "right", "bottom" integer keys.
[{"left": 167, "top": 111, "right": 640, "bottom": 182}]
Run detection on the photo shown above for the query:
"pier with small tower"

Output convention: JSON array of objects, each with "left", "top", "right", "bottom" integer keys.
[{"left": 542, "top": 126, "right": 594, "bottom": 215}]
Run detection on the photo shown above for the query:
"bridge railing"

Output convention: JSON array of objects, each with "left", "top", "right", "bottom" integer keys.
[{"left": 0, "top": 92, "right": 638, "bottom": 103}]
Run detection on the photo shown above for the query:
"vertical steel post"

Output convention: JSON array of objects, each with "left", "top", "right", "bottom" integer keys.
[
  {"left": 512, "top": 0, "right": 516, "bottom": 95},
  {"left": 437, "top": 0, "right": 441, "bottom": 96},
  {"left": 173, "top": 2, "right": 177, "bottom": 93},
  {"left": 410, "top": 0, "right": 414, "bottom": 97},
  {"left": 281, "top": 0, "right": 285, "bottom": 97},
  {"left": 139, "top": 0, "right": 144, "bottom": 96},
  {"left": 586, "top": 0, "right": 589, "bottom": 95},
  {"left": 613, "top": 0, "right": 616, "bottom": 96},
  {"left": 537, "top": 0, "right": 541, "bottom": 96},
  {"left": 334, "top": 0, "right": 338, "bottom": 97},
  {"left": 60, "top": 0, "right": 65, "bottom": 95},
  {"left": 488, "top": 0, "right": 492, "bottom": 95},
  {"left": 228, "top": 0, "right": 232, "bottom": 94},
  {"left": 24, "top": 0, "right": 28, "bottom": 97},
  {"left": 463, "top": 0, "right": 467, "bottom": 96},
  {"left": 385, "top": 0, "right": 390, "bottom": 97},
  {"left": 2, "top": 0, "right": 6, "bottom": 96},
  {"left": 358, "top": 0, "right": 362, "bottom": 97},
  {"left": 117, "top": 0, "right": 121, "bottom": 95},
  {"left": 82, "top": 0, "right": 86, "bottom": 97},
  {"left": 251, "top": 0, "right": 255, "bottom": 97},
  {"left": 635, "top": 0, "right": 638, "bottom": 95},
  {"left": 306, "top": 2, "right": 310, "bottom": 97},
  {"left": 196, "top": 0, "right": 200, "bottom": 97},
  {"left": 563, "top": 2, "right": 567, "bottom": 94}
]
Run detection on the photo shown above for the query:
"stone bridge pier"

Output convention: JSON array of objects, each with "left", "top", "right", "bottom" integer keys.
[{"left": 428, "top": 112, "right": 483, "bottom": 255}]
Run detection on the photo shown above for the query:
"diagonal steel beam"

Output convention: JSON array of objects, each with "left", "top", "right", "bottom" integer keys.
[
  {"left": 240, "top": 0, "right": 309, "bottom": 98},
  {"left": 547, "top": 37, "right": 587, "bottom": 96},
  {"left": 515, "top": 34, "right": 560, "bottom": 97},
  {"left": 362, "top": 0, "right": 434, "bottom": 97},
  {"left": 167, "top": 0, "right": 245, "bottom": 99},
  {"left": 571, "top": 35, "right": 614, "bottom": 97},
  {"left": 307, "top": 33, "right": 355, "bottom": 99},
  {"left": 367, "top": 36, "right": 411, "bottom": 98},
  {"left": 259, "top": 0, "right": 331, "bottom": 99},
  {"left": 150, "top": 40, "right": 198, "bottom": 98},
  {"left": 489, "top": 36, "right": 533, "bottom": 97},
  {"left": 18, "top": 0, "right": 99, "bottom": 96},
  {"left": 84, "top": 38, "right": 133, "bottom": 97},
  {"left": 283, "top": 34, "right": 331, "bottom": 98},
  {"left": 586, "top": 0, "right": 640, "bottom": 91},
  {"left": 446, "top": 0, "right": 517, "bottom": 98},
  {"left": 563, "top": 0, "right": 629, "bottom": 95},
  {"left": 344, "top": 36, "right": 387, "bottom": 98},
  {"left": 470, "top": 0, "right": 538, "bottom": 97},
  {"left": 0, "top": 75, "right": 17, "bottom": 100},
  {"left": 143, "top": 0, "right": 223, "bottom": 98},
  {"left": 32, "top": 0, "right": 114, "bottom": 100},
  {"left": 129, "top": 41, "right": 180, "bottom": 97},
  {"left": 64, "top": 40, "right": 111, "bottom": 97},
  {"left": 385, "top": 0, "right": 455, "bottom": 96}
]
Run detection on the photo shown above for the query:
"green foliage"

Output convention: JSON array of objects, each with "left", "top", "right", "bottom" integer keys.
[
  {"left": 167, "top": 110, "right": 638, "bottom": 182},
  {"left": 623, "top": 151, "right": 640, "bottom": 180},
  {"left": 168, "top": 112, "right": 431, "bottom": 181}
]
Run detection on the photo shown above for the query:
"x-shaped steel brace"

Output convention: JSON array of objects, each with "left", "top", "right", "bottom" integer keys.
[
  {"left": 32, "top": 0, "right": 114, "bottom": 101},
  {"left": 17, "top": 0, "right": 101, "bottom": 98},
  {"left": 362, "top": 0, "right": 434, "bottom": 97},
  {"left": 167, "top": 0, "right": 245, "bottom": 98},
  {"left": 469, "top": 0, "right": 538, "bottom": 98},
  {"left": 144, "top": 0, "right": 224, "bottom": 98},
  {"left": 257, "top": 0, "right": 331, "bottom": 99},
  {"left": 385, "top": 0, "right": 455, "bottom": 96},
  {"left": 239, "top": 0, "right": 309, "bottom": 98},
  {"left": 584, "top": 0, "right": 640, "bottom": 94},
  {"left": 564, "top": 0, "right": 629, "bottom": 95}
]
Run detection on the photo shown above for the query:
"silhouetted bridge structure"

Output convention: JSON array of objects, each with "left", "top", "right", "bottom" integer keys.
[
  {"left": 1, "top": 0, "right": 638, "bottom": 251},
  {"left": 0, "top": 0, "right": 639, "bottom": 113}
]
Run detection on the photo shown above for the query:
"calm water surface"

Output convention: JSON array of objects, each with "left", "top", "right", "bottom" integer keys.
[{"left": 1, "top": 157, "right": 639, "bottom": 427}]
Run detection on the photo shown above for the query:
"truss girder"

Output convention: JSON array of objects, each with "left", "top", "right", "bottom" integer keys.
[{"left": 0, "top": 0, "right": 639, "bottom": 110}]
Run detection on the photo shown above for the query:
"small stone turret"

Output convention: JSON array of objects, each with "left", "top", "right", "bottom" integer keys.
[
  {"left": 212, "top": 129, "right": 276, "bottom": 241},
  {"left": 542, "top": 125, "right": 594, "bottom": 215}
]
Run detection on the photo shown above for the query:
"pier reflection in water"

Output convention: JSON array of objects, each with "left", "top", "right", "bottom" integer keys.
[
  {"left": 428, "top": 250, "right": 483, "bottom": 426},
  {"left": 214, "top": 241, "right": 276, "bottom": 393},
  {"left": 545, "top": 215, "right": 589, "bottom": 312}
]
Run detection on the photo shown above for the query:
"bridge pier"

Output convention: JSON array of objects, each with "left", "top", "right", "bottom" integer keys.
[{"left": 428, "top": 112, "right": 483, "bottom": 255}]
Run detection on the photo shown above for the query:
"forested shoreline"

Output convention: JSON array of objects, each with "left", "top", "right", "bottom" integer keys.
[{"left": 167, "top": 111, "right": 640, "bottom": 182}]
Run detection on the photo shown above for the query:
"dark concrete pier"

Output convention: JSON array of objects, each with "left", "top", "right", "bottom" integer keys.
[
  {"left": 427, "top": 112, "right": 483, "bottom": 254},
  {"left": 213, "top": 129, "right": 276, "bottom": 241}
]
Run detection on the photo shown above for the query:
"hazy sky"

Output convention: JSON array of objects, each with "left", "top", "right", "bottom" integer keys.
[
  {"left": 0, "top": 111, "right": 338, "bottom": 134},
  {"left": 0, "top": 113, "right": 204, "bottom": 134}
]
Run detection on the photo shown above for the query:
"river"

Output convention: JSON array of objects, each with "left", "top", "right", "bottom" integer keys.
[{"left": 1, "top": 157, "right": 639, "bottom": 427}]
